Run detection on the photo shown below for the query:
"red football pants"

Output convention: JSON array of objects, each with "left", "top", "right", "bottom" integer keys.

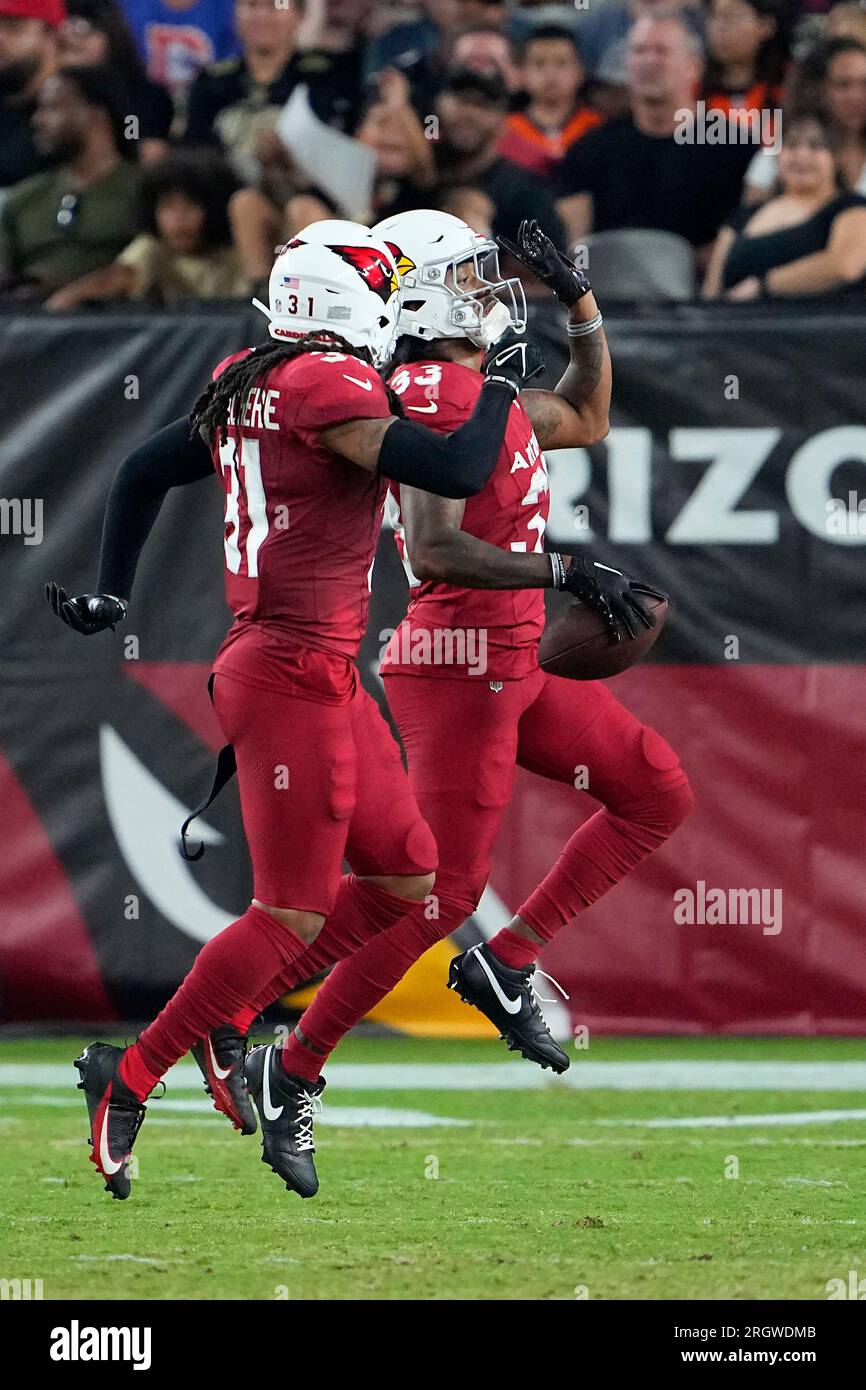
[{"left": 211, "top": 670, "right": 437, "bottom": 915}]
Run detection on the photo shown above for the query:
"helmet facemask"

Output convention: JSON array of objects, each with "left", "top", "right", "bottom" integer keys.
[{"left": 411, "top": 241, "right": 526, "bottom": 348}]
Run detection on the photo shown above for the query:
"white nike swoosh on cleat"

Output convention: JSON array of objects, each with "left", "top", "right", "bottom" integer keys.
[
  {"left": 262, "top": 1047, "right": 284, "bottom": 1120},
  {"left": 473, "top": 948, "right": 522, "bottom": 1015},
  {"left": 207, "top": 1037, "right": 232, "bottom": 1081},
  {"left": 98, "top": 1109, "right": 124, "bottom": 1176},
  {"left": 343, "top": 374, "right": 373, "bottom": 391}
]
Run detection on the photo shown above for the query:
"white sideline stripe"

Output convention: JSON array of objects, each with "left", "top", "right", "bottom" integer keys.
[
  {"left": 0, "top": 1093, "right": 467, "bottom": 1128},
  {"left": 592, "top": 1108, "right": 866, "bottom": 1129},
  {"left": 4, "top": 1060, "right": 866, "bottom": 1092}
]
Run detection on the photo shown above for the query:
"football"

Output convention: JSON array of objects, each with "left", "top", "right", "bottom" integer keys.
[{"left": 538, "top": 594, "right": 669, "bottom": 680}]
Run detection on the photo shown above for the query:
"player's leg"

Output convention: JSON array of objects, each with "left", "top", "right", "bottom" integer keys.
[
  {"left": 243, "top": 682, "right": 441, "bottom": 1195},
  {"left": 231, "top": 684, "right": 440, "bottom": 1036},
  {"left": 451, "top": 675, "right": 691, "bottom": 1068},
  {"left": 269, "top": 685, "right": 437, "bottom": 1061},
  {"left": 457, "top": 673, "right": 692, "bottom": 1039},
  {"left": 201, "top": 689, "right": 438, "bottom": 1156},
  {"left": 76, "top": 673, "right": 357, "bottom": 1198},
  {"left": 499, "top": 674, "right": 693, "bottom": 954},
  {"left": 273, "top": 673, "right": 528, "bottom": 1086},
  {"left": 453, "top": 669, "right": 692, "bottom": 1061}
]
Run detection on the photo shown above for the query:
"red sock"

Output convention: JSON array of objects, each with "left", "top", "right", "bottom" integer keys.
[
  {"left": 233, "top": 875, "right": 419, "bottom": 1024},
  {"left": 227, "top": 1004, "right": 260, "bottom": 1034},
  {"left": 280, "top": 901, "right": 448, "bottom": 1079},
  {"left": 120, "top": 905, "right": 308, "bottom": 1100},
  {"left": 486, "top": 926, "right": 540, "bottom": 969},
  {"left": 517, "top": 781, "right": 693, "bottom": 942},
  {"left": 118, "top": 1045, "right": 162, "bottom": 1101},
  {"left": 279, "top": 1029, "right": 326, "bottom": 1083}
]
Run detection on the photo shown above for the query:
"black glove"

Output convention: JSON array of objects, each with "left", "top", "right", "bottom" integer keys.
[
  {"left": 562, "top": 557, "right": 667, "bottom": 641},
  {"left": 498, "top": 218, "right": 591, "bottom": 308},
  {"left": 482, "top": 328, "right": 545, "bottom": 397},
  {"left": 45, "top": 581, "right": 127, "bottom": 635}
]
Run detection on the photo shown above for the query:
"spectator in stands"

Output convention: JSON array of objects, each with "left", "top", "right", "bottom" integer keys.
[
  {"left": 577, "top": 0, "right": 704, "bottom": 88},
  {"left": 183, "top": 0, "right": 357, "bottom": 186},
  {"left": 825, "top": 2, "right": 866, "bottom": 49},
  {"left": 122, "top": 0, "right": 236, "bottom": 105},
  {"left": 289, "top": 0, "right": 369, "bottom": 123},
  {"left": 701, "top": 0, "right": 788, "bottom": 116},
  {"left": 427, "top": 64, "right": 566, "bottom": 245},
  {"left": 556, "top": 13, "right": 754, "bottom": 262},
  {"left": 499, "top": 24, "right": 602, "bottom": 180},
  {"left": 0, "top": 63, "right": 139, "bottom": 296},
  {"left": 356, "top": 66, "right": 437, "bottom": 218},
  {"left": 0, "top": 0, "right": 61, "bottom": 192},
  {"left": 703, "top": 110, "right": 866, "bottom": 296},
  {"left": 745, "top": 37, "right": 866, "bottom": 199},
  {"left": 437, "top": 181, "right": 495, "bottom": 235},
  {"left": 451, "top": 20, "right": 521, "bottom": 90},
  {"left": 364, "top": 0, "right": 512, "bottom": 110},
  {"left": 227, "top": 64, "right": 434, "bottom": 291},
  {"left": 364, "top": 0, "right": 507, "bottom": 83},
  {"left": 43, "top": 147, "right": 244, "bottom": 306},
  {"left": 59, "top": 0, "right": 173, "bottom": 164}
]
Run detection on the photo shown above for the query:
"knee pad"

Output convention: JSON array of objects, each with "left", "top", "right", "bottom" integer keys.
[
  {"left": 413, "top": 873, "right": 484, "bottom": 949},
  {"left": 617, "top": 773, "right": 693, "bottom": 838}
]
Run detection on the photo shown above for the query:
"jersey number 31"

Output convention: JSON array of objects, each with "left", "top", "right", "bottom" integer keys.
[{"left": 219, "top": 438, "right": 268, "bottom": 578}]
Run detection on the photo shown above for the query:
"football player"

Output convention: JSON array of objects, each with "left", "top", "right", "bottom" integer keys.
[
  {"left": 201, "top": 214, "right": 692, "bottom": 1193},
  {"left": 45, "top": 221, "right": 542, "bottom": 1200}
]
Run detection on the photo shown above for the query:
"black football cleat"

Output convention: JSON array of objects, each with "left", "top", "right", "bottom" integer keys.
[
  {"left": 74, "top": 1043, "right": 147, "bottom": 1200},
  {"left": 448, "top": 944, "right": 571, "bottom": 1074},
  {"left": 191, "top": 1024, "right": 256, "bottom": 1135},
  {"left": 244, "top": 1044, "right": 325, "bottom": 1199}
]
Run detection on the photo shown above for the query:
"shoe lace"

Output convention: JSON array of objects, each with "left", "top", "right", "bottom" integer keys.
[
  {"left": 527, "top": 967, "right": 570, "bottom": 1007},
  {"left": 294, "top": 1088, "right": 324, "bottom": 1152}
]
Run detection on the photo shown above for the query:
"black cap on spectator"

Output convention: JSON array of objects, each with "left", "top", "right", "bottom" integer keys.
[{"left": 441, "top": 64, "right": 510, "bottom": 108}]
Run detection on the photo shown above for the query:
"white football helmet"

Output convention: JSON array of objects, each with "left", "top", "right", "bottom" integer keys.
[
  {"left": 372, "top": 209, "right": 526, "bottom": 348},
  {"left": 253, "top": 219, "right": 403, "bottom": 368}
]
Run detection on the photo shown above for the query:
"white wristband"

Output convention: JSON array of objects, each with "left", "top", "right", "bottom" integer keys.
[
  {"left": 549, "top": 553, "right": 566, "bottom": 589},
  {"left": 567, "top": 312, "right": 604, "bottom": 338}
]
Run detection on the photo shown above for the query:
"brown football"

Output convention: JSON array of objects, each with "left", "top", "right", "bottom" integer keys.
[{"left": 538, "top": 594, "right": 668, "bottom": 680}]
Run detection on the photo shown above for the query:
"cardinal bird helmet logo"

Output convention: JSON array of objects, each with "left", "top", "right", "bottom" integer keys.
[
  {"left": 326, "top": 244, "right": 400, "bottom": 303},
  {"left": 383, "top": 241, "right": 417, "bottom": 282}
]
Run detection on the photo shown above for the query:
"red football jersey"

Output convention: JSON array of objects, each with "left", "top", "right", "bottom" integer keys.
[
  {"left": 209, "top": 348, "right": 392, "bottom": 700},
  {"left": 382, "top": 359, "right": 549, "bottom": 681}
]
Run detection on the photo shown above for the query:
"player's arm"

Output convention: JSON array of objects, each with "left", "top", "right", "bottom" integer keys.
[
  {"left": 401, "top": 488, "right": 556, "bottom": 590},
  {"left": 45, "top": 417, "right": 214, "bottom": 634},
  {"left": 320, "top": 334, "right": 543, "bottom": 500},
  {"left": 498, "top": 219, "right": 611, "bottom": 450},
  {"left": 401, "top": 488, "right": 666, "bottom": 634}
]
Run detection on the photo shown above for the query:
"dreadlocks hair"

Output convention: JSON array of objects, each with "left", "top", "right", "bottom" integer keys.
[{"left": 189, "top": 332, "right": 405, "bottom": 449}]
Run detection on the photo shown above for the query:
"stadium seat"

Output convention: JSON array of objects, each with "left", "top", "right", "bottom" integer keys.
[{"left": 576, "top": 229, "right": 696, "bottom": 301}]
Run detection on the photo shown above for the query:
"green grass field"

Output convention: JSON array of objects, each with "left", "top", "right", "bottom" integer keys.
[{"left": 2, "top": 1034, "right": 865, "bottom": 1301}]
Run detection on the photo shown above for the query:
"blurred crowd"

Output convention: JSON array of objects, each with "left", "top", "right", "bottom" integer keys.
[{"left": 1, "top": 0, "right": 865, "bottom": 308}]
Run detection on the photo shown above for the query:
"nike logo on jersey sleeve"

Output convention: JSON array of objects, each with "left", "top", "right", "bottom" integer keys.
[{"left": 343, "top": 374, "right": 373, "bottom": 391}]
